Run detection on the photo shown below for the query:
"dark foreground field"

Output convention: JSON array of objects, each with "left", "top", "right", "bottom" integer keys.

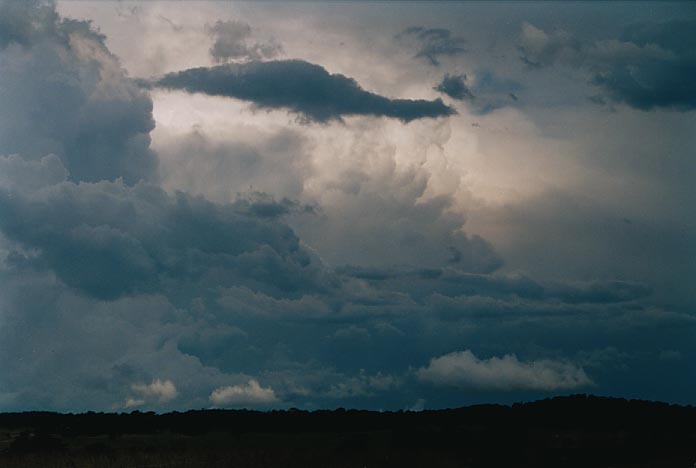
[{"left": 1, "top": 395, "right": 694, "bottom": 468}]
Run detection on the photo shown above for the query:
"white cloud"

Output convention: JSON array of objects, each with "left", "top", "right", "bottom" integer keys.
[
  {"left": 123, "top": 397, "right": 146, "bottom": 409},
  {"left": 417, "top": 350, "right": 593, "bottom": 391},
  {"left": 210, "top": 379, "right": 279, "bottom": 407},
  {"left": 132, "top": 379, "right": 179, "bottom": 403}
]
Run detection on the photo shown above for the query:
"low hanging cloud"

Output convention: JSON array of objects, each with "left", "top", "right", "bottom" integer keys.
[
  {"left": 153, "top": 60, "right": 456, "bottom": 122},
  {"left": 124, "top": 379, "right": 178, "bottom": 407},
  {"left": 518, "top": 20, "right": 696, "bottom": 111},
  {"left": 0, "top": 171, "right": 328, "bottom": 300},
  {"left": 417, "top": 350, "right": 593, "bottom": 391},
  {"left": 207, "top": 19, "right": 282, "bottom": 63},
  {"left": 210, "top": 379, "right": 279, "bottom": 407}
]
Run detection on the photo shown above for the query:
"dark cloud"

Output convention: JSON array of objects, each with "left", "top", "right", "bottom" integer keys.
[
  {"left": 518, "top": 20, "right": 696, "bottom": 111},
  {"left": 233, "top": 191, "right": 315, "bottom": 219},
  {"left": 399, "top": 27, "right": 466, "bottom": 66},
  {"left": 337, "top": 265, "right": 650, "bottom": 306},
  {"left": 207, "top": 20, "right": 282, "bottom": 63},
  {"left": 473, "top": 187, "right": 696, "bottom": 308},
  {"left": 0, "top": 1, "right": 694, "bottom": 412},
  {"left": 620, "top": 20, "right": 696, "bottom": 62},
  {"left": 2, "top": 149, "right": 682, "bottom": 411},
  {"left": 0, "top": 0, "right": 58, "bottom": 48},
  {"left": 435, "top": 74, "right": 474, "bottom": 101},
  {"left": 0, "top": 0, "right": 158, "bottom": 184},
  {"left": 434, "top": 71, "right": 522, "bottom": 114},
  {"left": 154, "top": 60, "right": 456, "bottom": 122},
  {"left": 338, "top": 266, "right": 537, "bottom": 299},
  {"left": 1, "top": 164, "right": 692, "bottom": 411},
  {"left": 0, "top": 171, "right": 328, "bottom": 300},
  {"left": 543, "top": 280, "right": 650, "bottom": 305}
]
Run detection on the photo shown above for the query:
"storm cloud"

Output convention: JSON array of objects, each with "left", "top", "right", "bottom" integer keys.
[
  {"left": 435, "top": 74, "right": 474, "bottom": 101},
  {"left": 519, "top": 20, "right": 696, "bottom": 111},
  {"left": 0, "top": 0, "right": 694, "bottom": 412},
  {"left": 0, "top": 169, "right": 327, "bottom": 300},
  {"left": 0, "top": 0, "right": 157, "bottom": 184},
  {"left": 154, "top": 60, "right": 456, "bottom": 122}
]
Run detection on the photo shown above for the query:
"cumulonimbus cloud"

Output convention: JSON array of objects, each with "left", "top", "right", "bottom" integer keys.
[
  {"left": 152, "top": 60, "right": 456, "bottom": 122},
  {"left": 0, "top": 0, "right": 690, "bottom": 413},
  {"left": 417, "top": 350, "right": 593, "bottom": 391},
  {"left": 0, "top": 1, "right": 157, "bottom": 184}
]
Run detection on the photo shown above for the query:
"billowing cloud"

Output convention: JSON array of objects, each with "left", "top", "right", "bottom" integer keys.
[
  {"left": 154, "top": 126, "right": 309, "bottom": 204},
  {"left": 208, "top": 19, "right": 282, "bottom": 63},
  {"left": 399, "top": 27, "right": 466, "bottom": 66},
  {"left": 518, "top": 20, "right": 696, "bottom": 110},
  {"left": 210, "top": 379, "right": 279, "bottom": 407},
  {"left": 153, "top": 60, "right": 456, "bottom": 122},
  {"left": 0, "top": 0, "right": 157, "bottom": 184},
  {"left": 0, "top": 171, "right": 327, "bottom": 300},
  {"left": 0, "top": 154, "right": 67, "bottom": 194},
  {"left": 0, "top": 0, "right": 693, "bottom": 413},
  {"left": 417, "top": 350, "right": 593, "bottom": 391}
]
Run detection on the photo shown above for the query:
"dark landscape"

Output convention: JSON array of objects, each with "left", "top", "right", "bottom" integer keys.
[{"left": 1, "top": 395, "right": 694, "bottom": 468}]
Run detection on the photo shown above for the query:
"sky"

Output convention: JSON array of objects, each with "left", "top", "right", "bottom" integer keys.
[{"left": 0, "top": 0, "right": 694, "bottom": 412}]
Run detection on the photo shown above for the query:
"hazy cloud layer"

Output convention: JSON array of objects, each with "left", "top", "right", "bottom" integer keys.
[{"left": 154, "top": 60, "right": 456, "bottom": 122}]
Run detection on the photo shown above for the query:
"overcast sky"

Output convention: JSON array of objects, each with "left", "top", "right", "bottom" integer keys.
[{"left": 0, "top": 0, "right": 694, "bottom": 412}]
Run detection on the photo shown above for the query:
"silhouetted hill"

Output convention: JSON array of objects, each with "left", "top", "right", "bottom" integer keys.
[{"left": 1, "top": 395, "right": 694, "bottom": 467}]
